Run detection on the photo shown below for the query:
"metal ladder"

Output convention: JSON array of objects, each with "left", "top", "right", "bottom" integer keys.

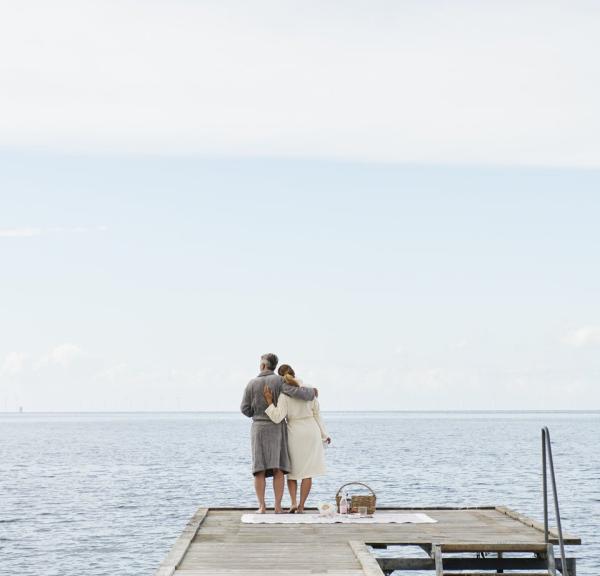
[
  {"left": 542, "top": 426, "right": 569, "bottom": 576},
  {"left": 431, "top": 427, "right": 570, "bottom": 576}
]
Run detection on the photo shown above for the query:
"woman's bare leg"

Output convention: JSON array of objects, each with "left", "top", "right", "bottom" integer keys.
[
  {"left": 297, "top": 478, "right": 312, "bottom": 512},
  {"left": 272, "top": 469, "right": 285, "bottom": 513},
  {"left": 287, "top": 478, "right": 298, "bottom": 511},
  {"left": 254, "top": 472, "right": 266, "bottom": 513}
]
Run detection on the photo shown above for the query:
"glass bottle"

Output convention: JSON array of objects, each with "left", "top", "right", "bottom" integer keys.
[{"left": 339, "top": 493, "right": 348, "bottom": 515}]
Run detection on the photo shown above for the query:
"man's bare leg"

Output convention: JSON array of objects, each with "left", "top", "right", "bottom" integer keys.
[
  {"left": 287, "top": 478, "right": 298, "bottom": 512},
  {"left": 297, "top": 478, "right": 312, "bottom": 513},
  {"left": 273, "top": 469, "right": 285, "bottom": 513},
  {"left": 254, "top": 472, "right": 266, "bottom": 513}
]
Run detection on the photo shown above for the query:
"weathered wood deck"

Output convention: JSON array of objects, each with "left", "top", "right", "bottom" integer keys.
[{"left": 155, "top": 507, "right": 581, "bottom": 576}]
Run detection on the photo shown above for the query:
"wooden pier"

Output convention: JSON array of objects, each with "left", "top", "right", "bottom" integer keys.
[{"left": 154, "top": 506, "right": 580, "bottom": 576}]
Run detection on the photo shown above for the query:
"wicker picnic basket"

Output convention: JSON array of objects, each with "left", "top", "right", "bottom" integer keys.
[{"left": 335, "top": 482, "right": 377, "bottom": 515}]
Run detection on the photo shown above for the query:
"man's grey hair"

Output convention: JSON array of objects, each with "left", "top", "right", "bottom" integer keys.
[{"left": 261, "top": 353, "right": 278, "bottom": 371}]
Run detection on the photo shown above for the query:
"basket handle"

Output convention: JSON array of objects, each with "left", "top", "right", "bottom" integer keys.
[{"left": 336, "top": 482, "right": 376, "bottom": 499}]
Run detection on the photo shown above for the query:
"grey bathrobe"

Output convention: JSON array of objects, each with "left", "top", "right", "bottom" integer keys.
[{"left": 241, "top": 370, "right": 316, "bottom": 477}]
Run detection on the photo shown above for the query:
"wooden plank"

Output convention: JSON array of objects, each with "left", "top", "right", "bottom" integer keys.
[
  {"left": 177, "top": 568, "right": 365, "bottom": 576},
  {"left": 180, "top": 541, "right": 360, "bottom": 571},
  {"left": 379, "top": 556, "right": 573, "bottom": 572},
  {"left": 441, "top": 542, "right": 548, "bottom": 553},
  {"left": 349, "top": 541, "right": 385, "bottom": 576},
  {"left": 154, "top": 508, "right": 208, "bottom": 576},
  {"left": 441, "top": 573, "right": 551, "bottom": 576},
  {"left": 495, "top": 505, "right": 581, "bottom": 545}
]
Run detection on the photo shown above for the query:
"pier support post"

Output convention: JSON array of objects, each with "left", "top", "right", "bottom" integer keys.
[
  {"left": 433, "top": 544, "right": 443, "bottom": 576},
  {"left": 547, "top": 543, "right": 557, "bottom": 575}
]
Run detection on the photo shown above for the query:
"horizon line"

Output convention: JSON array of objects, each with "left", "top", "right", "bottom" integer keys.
[{"left": 2, "top": 409, "right": 599, "bottom": 415}]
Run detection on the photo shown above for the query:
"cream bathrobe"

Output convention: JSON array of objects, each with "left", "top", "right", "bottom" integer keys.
[{"left": 265, "top": 385, "right": 328, "bottom": 480}]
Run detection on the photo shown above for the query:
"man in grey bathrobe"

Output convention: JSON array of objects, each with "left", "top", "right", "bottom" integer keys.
[{"left": 241, "top": 352, "right": 316, "bottom": 513}]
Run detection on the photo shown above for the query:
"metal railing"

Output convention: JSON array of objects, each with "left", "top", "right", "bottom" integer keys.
[{"left": 542, "top": 426, "right": 569, "bottom": 576}]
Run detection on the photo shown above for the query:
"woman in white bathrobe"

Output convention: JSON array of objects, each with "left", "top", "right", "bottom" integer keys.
[{"left": 263, "top": 364, "right": 330, "bottom": 513}]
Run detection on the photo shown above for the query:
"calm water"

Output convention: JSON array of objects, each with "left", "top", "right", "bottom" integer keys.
[{"left": 1, "top": 412, "right": 598, "bottom": 575}]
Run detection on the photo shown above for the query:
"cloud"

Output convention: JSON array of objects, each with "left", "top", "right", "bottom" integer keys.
[
  {"left": 563, "top": 326, "right": 600, "bottom": 349},
  {"left": 0, "top": 1, "right": 599, "bottom": 166},
  {"left": 0, "top": 226, "right": 108, "bottom": 238},
  {"left": 393, "top": 345, "right": 407, "bottom": 357},
  {"left": 38, "top": 343, "right": 84, "bottom": 368},
  {"left": 1, "top": 352, "right": 27, "bottom": 375},
  {"left": 0, "top": 228, "right": 42, "bottom": 237}
]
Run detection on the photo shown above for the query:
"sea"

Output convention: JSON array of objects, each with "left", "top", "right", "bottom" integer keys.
[{"left": 1, "top": 411, "right": 598, "bottom": 576}]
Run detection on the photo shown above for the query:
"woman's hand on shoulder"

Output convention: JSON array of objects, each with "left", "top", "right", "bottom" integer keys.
[{"left": 263, "top": 384, "right": 274, "bottom": 405}]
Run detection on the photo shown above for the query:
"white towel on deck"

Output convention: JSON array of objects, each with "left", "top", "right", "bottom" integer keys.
[{"left": 241, "top": 512, "right": 437, "bottom": 524}]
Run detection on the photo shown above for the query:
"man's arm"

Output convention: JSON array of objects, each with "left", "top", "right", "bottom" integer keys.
[
  {"left": 240, "top": 383, "right": 254, "bottom": 417},
  {"left": 281, "top": 383, "right": 316, "bottom": 401}
]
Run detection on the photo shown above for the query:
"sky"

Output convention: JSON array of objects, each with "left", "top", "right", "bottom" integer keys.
[{"left": 1, "top": 1, "right": 599, "bottom": 411}]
